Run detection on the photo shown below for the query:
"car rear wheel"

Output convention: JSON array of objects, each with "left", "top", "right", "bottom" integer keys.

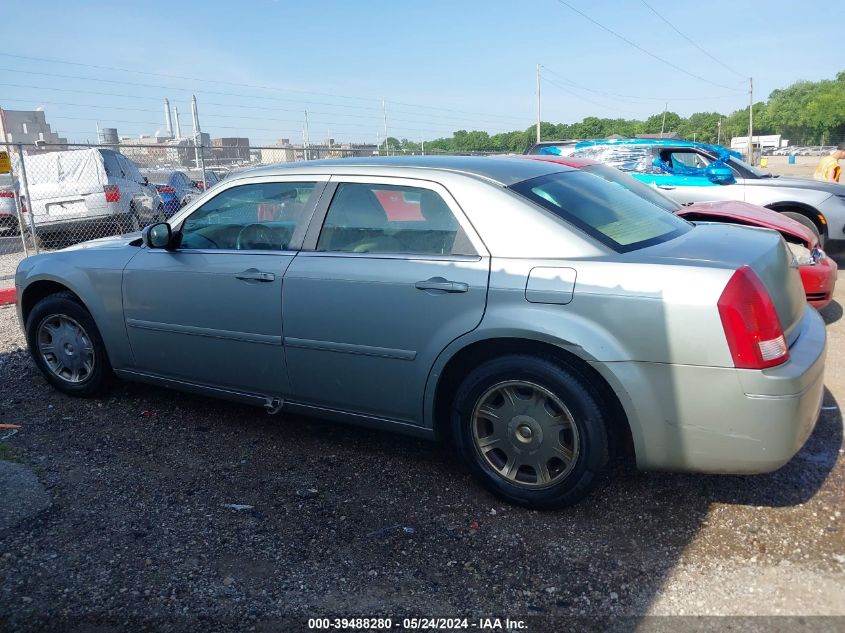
[
  {"left": 781, "top": 211, "right": 823, "bottom": 247},
  {"left": 451, "top": 355, "right": 609, "bottom": 510},
  {"left": 26, "top": 292, "right": 112, "bottom": 397}
]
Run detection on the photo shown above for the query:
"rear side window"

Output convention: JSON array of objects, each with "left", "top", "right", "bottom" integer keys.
[
  {"left": 118, "top": 155, "right": 143, "bottom": 181},
  {"left": 510, "top": 171, "right": 690, "bottom": 252},
  {"left": 316, "top": 183, "right": 474, "bottom": 256},
  {"left": 101, "top": 151, "right": 125, "bottom": 178}
]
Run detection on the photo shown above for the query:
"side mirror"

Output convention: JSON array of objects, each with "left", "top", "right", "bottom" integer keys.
[
  {"left": 705, "top": 164, "right": 736, "bottom": 185},
  {"left": 142, "top": 223, "right": 173, "bottom": 249}
]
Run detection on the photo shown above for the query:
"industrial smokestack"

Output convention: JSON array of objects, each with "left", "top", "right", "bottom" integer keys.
[
  {"left": 174, "top": 106, "right": 182, "bottom": 140},
  {"left": 164, "top": 98, "right": 173, "bottom": 138},
  {"left": 191, "top": 95, "right": 201, "bottom": 135}
]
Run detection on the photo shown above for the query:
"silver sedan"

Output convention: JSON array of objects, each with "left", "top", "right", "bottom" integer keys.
[{"left": 14, "top": 156, "right": 827, "bottom": 509}]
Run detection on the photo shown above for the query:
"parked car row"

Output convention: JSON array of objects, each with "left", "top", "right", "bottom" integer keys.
[
  {"left": 770, "top": 145, "right": 837, "bottom": 156},
  {"left": 1, "top": 147, "right": 228, "bottom": 246},
  {"left": 14, "top": 154, "right": 831, "bottom": 510},
  {"left": 0, "top": 173, "right": 19, "bottom": 235},
  {"left": 530, "top": 138, "right": 845, "bottom": 248}
]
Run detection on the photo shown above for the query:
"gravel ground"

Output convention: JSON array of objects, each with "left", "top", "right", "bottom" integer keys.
[{"left": 0, "top": 250, "right": 843, "bottom": 632}]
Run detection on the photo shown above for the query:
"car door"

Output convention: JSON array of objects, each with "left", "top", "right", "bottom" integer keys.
[
  {"left": 282, "top": 176, "right": 490, "bottom": 425},
  {"left": 640, "top": 148, "right": 747, "bottom": 204},
  {"left": 122, "top": 176, "right": 327, "bottom": 399}
]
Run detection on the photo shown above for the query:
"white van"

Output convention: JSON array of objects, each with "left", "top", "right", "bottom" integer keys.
[{"left": 17, "top": 148, "right": 163, "bottom": 242}]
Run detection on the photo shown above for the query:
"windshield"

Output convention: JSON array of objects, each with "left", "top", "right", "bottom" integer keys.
[
  {"left": 510, "top": 170, "right": 691, "bottom": 252},
  {"left": 580, "top": 164, "right": 681, "bottom": 213},
  {"left": 726, "top": 156, "right": 769, "bottom": 178}
]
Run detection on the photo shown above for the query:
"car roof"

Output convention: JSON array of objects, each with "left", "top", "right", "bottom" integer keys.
[
  {"left": 231, "top": 155, "right": 573, "bottom": 186},
  {"left": 522, "top": 155, "right": 600, "bottom": 169},
  {"left": 575, "top": 137, "right": 725, "bottom": 152}
]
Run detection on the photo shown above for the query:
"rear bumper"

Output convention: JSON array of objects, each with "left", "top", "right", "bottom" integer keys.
[
  {"left": 799, "top": 257, "right": 838, "bottom": 309},
  {"left": 598, "top": 306, "right": 827, "bottom": 473}
]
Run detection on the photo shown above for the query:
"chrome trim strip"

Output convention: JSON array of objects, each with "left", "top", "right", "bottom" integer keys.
[
  {"left": 126, "top": 319, "right": 282, "bottom": 346},
  {"left": 297, "top": 251, "right": 481, "bottom": 262},
  {"left": 284, "top": 336, "right": 416, "bottom": 360},
  {"left": 117, "top": 369, "right": 268, "bottom": 403},
  {"left": 284, "top": 400, "right": 431, "bottom": 436}
]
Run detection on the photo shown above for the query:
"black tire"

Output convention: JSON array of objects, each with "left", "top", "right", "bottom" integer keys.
[
  {"left": 780, "top": 211, "right": 824, "bottom": 247},
  {"left": 26, "top": 292, "right": 112, "bottom": 397},
  {"left": 451, "top": 354, "right": 609, "bottom": 510}
]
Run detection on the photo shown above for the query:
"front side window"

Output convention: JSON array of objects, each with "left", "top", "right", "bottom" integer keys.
[
  {"left": 179, "top": 181, "right": 317, "bottom": 251},
  {"left": 510, "top": 170, "right": 690, "bottom": 252},
  {"left": 317, "top": 183, "right": 473, "bottom": 256}
]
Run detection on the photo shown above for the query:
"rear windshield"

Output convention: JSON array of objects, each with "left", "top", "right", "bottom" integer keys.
[
  {"left": 580, "top": 163, "right": 681, "bottom": 213},
  {"left": 510, "top": 170, "right": 691, "bottom": 252}
]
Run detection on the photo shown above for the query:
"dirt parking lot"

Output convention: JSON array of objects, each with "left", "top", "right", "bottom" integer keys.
[{"left": 0, "top": 250, "right": 844, "bottom": 632}]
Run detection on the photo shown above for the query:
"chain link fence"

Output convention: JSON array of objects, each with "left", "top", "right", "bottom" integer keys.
[{"left": 0, "top": 141, "right": 387, "bottom": 289}]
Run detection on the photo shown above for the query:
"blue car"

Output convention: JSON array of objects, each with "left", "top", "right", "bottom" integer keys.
[
  {"left": 142, "top": 170, "right": 203, "bottom": 217},
  {"left": 529, "top": 138, "right": 845, "bottom": 244}
]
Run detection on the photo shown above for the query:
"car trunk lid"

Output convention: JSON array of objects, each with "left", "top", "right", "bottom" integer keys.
[{"left": 638, "top": 223, "right": 806, "bottom": 344}]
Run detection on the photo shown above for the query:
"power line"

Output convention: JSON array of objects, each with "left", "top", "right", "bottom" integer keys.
[
  {"left": 540, "top": 65, "right": 741, "bottom": 103},
  {"left": 553, "top": 0, "right": 743, "bottom": 92},
  {"left": 541, "top": 76, "right": 645, "bottom": 116},
  {"left": 0, "top": 96, "right": 472, "bottom": 134},
  {"left": 0, "top": 81, "right": 509, "bottom": 132},
  {"left": 0, "top": 68, "right": 520, "bottom": 130},
  {"left": 638, "top": 0, "right": 747, "bottom": 78},
  {"left": 0, "top": 52, "right": 523, "bottom": 124}
]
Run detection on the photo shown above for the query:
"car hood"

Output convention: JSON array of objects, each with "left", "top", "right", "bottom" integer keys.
[
  {"left": 746, "top": 174, "right": 845, "bottom": 195},
  {"left": 58, "top": 233, "right": 142, "bottom": 252},
  {"left": 679, "top": 200, "right": 816, "bottom": 246}
]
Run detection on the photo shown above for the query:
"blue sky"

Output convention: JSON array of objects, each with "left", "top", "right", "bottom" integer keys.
[{"left": 1, "top": 0, "right": 841, "bottom": 145}]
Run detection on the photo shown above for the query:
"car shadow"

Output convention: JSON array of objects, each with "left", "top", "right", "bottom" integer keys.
[
  {"left": 820, "top": 300, "right": 842, "bottom": 325},
  {"left": 826, "top": 242, "right": 845, "bottom": 268},
  {"left": 23, "top": 373, "right": 836, "bottom": 630}
]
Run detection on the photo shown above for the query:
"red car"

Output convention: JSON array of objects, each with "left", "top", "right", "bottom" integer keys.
[{"left": 524, "top": 155, "right": 837, "bottom": 309}]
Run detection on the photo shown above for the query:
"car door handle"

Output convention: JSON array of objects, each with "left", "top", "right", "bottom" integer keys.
[
  {"left": 235, "top": 269, "right": 275, "bottom": 282},
  {"left": 414, "top": 277, "right": 468, "bottom": 293},
  {"left": 657, "top": 185, "right": 676, "bottom": 190}
]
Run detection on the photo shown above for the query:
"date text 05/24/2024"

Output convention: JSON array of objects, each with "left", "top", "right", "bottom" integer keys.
[{"left": 307, "top": 617, "right": 527, "bottom": 630}]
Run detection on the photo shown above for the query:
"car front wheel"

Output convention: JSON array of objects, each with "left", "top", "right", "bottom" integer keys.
[
  {"left": 26, "top": 292, "right": 112, "bottom": 397},
  {"left": 451, "top": 355, "right": 608, "bottom": 510}
]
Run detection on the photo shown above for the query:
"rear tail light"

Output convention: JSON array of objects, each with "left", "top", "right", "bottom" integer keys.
[
  {"left": 717, "top": 266, "right": 789, "bottom": 370},
  {"left": 104, "top": 185, "right": 121, "bottom": 203},
  {"left": 156, "top": 185, "right": 175, "bottom": 194},
  {"left": 0, "top": 191, "right": 14, "bottom": 198}
]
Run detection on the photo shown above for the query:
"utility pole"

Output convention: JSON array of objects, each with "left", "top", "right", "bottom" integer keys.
[
  {"left": 660, "top": 102, "right": 668, "bottom": 136},
  {"left": 747, "top": 77, "right": 754, "bottom": 165},
  {"left": 304, "top": 109, "right": 310, "bottom": 160},
  {"left": 421, "top": 132, "right": 425, "bottom": 156},
  {"left": 191, "top": 95, "right": 206, "bottom": 189},
  {"left": 382, "top": 99, "right": 389, "bottom": 156},
  {"left": 717, "top": 117, "right": 722, "bottom": 145},
  {"left": 536, "top": 64, "right": 541, "bottom": 144}
]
